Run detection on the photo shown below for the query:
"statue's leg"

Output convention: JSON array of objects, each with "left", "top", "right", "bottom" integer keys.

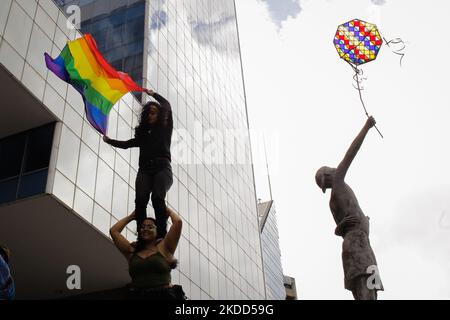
[{"left": 352, "top": 276, "right": 377, "bottom": 300}]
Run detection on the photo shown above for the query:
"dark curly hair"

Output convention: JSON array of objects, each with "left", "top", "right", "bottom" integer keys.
[
  {"left": 134, "top": 101, "right": 165, "bottom": 139},
  {"left": 134, "top": 218, "right": 178, "bottom": 269}
]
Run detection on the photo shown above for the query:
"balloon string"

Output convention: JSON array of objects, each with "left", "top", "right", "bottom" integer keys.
[
  {"left": 347, "top": 61, "right": 384, "bottom": 139},
  {"left": 383, "top": 37, "right": 406, "bottom": 66}
]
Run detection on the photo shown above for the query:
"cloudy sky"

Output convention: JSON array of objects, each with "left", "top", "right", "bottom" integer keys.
[{"left": 235, "top": 0, "right": 450, "bottom": 299}]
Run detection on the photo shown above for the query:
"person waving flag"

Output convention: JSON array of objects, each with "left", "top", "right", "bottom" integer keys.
[{"left": 45, "top": 34, "right": 144, "bottom": 134}]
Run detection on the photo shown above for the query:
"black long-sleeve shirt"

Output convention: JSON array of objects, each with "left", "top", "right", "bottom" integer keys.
[{"left": 108, "top": 93, "right": 173, "bottom": 170}]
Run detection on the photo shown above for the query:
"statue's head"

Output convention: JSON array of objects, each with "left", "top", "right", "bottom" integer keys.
[{"left": 315, "top": 166, "right": 336, "bottom": 193}]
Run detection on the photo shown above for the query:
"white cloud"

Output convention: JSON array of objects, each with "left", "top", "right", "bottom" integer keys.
[
  {"left": 259, "top": 0, "right": 302, "bottom": 27},
  {"left": 371, "top": 0, "right": 387, "bottom": 5}
]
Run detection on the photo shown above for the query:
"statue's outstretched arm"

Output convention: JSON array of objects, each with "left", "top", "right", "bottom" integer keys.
[{"left": 335, "top": 116, "right": 376, "bottom": 181}]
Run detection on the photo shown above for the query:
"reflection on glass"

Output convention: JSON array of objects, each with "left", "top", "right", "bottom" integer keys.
[
  {"left": 216, "top": 224, "right": 224, "bottom": 258},
  {"left": 207, "top": 213, "right": 216, "bottom": 248},
  {"left": 179, "top": 235, "right": 190, "bottom": 277},
  {"left": 57, "top": 125, "right": 80, "bottom": 182},
  {"left": 0, "top": 124, "right": 54, "bottom": 204},
  {"left": 190, "top": 283, "right": 201, "bottom": 300},
  {"left": 63, "top": 104, "right": 83, "bottom": 136},
  {"left": 179, "top": 272, "right": 191, "bottom": 300},
  {"left": 209, "top": 263, "right": 219, "bottom": 300},
  {"left": 0, "top": 134, "right": 26, "bottom": 180},
  {"left": 95, "top": 159, "right": 113, "bottom": 212},
  {"left": 74, "top": 187, "right": 94, "bottom": 223},
  {"left": 0, "top": 178, "right": 18, "bottom": 204},
  {"left": 178, "top": 182, "right": 188, "bottom": 221},
  {"left": 107, "top": 110, "right": 118, "bottom": 140},
  {"left": 115, "top": 153, "right": 129, "bottom": 182},
  {"left": 171, "top": 268, "right": 180, "bottom": 285},
  {"left": 199, "top": 253, "right": 209, "bottom": 291},
  {"left": 98, "top": 138, "right": 115, "bottom": 166},
  {"left": 189, "top": 245, "right": 200, "bottom": 286},
  {"left": 157, "top": 71, "right": 168, "bottom": 98},
  {"left": 147, "top": 58, "right": 158, "bottom": 90},
  {"left": 23, "top": 124, "right": 54, "bottom": 173},
  {"left": 198, "top": 205, "right": 207, "bottom": 241},
  {"left": 189, "top": 225, "right": 199, "bottom": 250},
  {"left": 167, "top": 176, "right": 178, "bottom": 212},
  {"left": 76, "top": 142, "right": 98, "bottom": 197},
  {"left": 130, "top": 146, "right": 139, "bottom": 171},
  {"left": 129, "top": 167, "right": 137, "bottom": 188},
  {"left": 116, "top": 116, "right": 131, "bottom": 162},
  {"left": 260, "top": 205, "right": 285, "bottom": 299},
  {"left": 119, "top": 101, "right": 133, "bottom": 127},
  {"left": 128, "top": 186, "right": 135, "bottom": 214},
  {"left": 53, "top": 170, "right": 75, "bottom": 208},
  {"left": 17, "top": 170, "right": 48, "bottom": 199},
  {"left": 188, "top": 192, "right": 198, "bottom": 229},
  {"left": 93, "top": 203, "right": 111, "bottom": 236},
  {"left": 112, "top": 174, "right": 129, "bottom": 220},
  {"left": 55, "top": 0, "right": 146, "bottom": 91},
  {"left": 81, "top": 120, "right": 100, "bottom": 154},
  {"left": 223, "top": 231, "right": 231, "bottom": 262}
]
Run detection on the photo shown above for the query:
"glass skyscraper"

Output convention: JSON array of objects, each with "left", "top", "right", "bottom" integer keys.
[
  {"left": 0, "top": 0, "right": 265, "bottom": 299},
  {"left": 258, "top": 200, "right": 285, "bottom": 300}
]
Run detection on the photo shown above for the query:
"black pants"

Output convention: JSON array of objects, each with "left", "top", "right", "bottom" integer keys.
[{"left": 135, "top": 164, "right": 173, "bottom": 238}]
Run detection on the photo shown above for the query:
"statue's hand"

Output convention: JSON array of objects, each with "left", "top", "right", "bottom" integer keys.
[{"left": 366, "top": 116, "right": 376, "bottom": 129}]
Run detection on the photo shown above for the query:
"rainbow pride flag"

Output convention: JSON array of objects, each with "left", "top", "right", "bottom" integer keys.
[{"left": 44, "top": 34, "right": 143, "bottom": 134}]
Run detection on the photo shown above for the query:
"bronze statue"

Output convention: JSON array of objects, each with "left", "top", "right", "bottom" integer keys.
[{"left": 315, "top": 116, "right": 383, "bottom": 300}]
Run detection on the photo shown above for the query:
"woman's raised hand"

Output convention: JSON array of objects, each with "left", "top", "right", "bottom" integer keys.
[{"left": 144, "top": 88, "right": 155, "bottom": 96}]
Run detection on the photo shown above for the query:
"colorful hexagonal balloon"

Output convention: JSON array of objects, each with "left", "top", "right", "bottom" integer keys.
[{"left": 334, "top": 19, "right": 382, "bottom": 66}]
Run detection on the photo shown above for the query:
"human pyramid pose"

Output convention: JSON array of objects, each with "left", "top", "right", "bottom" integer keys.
[
  {"left": 104, "top": 89, "right": 173, "bottom": 240},
  {"left": 105, "top": 89, "right": 186, "bottom": 300}
]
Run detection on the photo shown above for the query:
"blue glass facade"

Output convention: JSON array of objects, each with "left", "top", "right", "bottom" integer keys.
[
  {"left": 54, "top": 0, "right": 145, "bottom": 89},
  {"left": 259, "top": 201, "right": 285, "bottom": 300}
]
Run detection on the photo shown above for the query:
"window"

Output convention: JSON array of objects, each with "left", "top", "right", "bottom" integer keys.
[
  {"left": 0, "top": 123, "right": 55, "bottom": 204},
  {"left": 0, "top": 134, "right": 26, "bottom": 180}
]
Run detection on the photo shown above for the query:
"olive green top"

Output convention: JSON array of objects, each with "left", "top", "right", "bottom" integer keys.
[{"left": 129, "top": 251, "right": 171, "bottom": 288}]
